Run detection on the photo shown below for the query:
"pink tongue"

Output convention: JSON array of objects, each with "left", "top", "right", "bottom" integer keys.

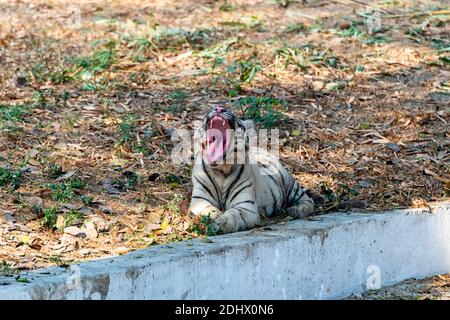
[
  {"left": 205, "top": 136, "right": 223, "bottom": 163},
  {"left": 205, "top": 118, "right": 230, "bottom": 164}
]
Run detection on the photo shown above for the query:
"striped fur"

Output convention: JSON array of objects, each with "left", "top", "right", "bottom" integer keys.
[{"left": 189, "top": 108, "right": 314, "bottom": 233}]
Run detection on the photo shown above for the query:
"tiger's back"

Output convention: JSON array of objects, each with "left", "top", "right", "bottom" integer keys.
[{"left": 250, "top": 147, "right": 312, "bottom": 217}]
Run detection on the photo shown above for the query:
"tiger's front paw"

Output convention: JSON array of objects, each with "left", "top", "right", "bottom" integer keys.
[
  {"left": 189, "top": 205, "right": 221, "bottom": 221},
  {"left": 286, "top": 201, "right": 315, "bottom": 219},
  {"left": 211, "top": 210, "right": 242, "bottom": 234}
]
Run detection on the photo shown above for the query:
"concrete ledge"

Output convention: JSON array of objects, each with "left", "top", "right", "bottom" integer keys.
[{"left": 1, "top": 203, "right": 449, "bottom": 299}]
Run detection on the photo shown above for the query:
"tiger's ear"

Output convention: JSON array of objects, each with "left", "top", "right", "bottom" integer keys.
[{"left": 241, "top": 119, "right": 255, "bottom": 130}]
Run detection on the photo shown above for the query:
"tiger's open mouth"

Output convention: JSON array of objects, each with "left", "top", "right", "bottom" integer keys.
[{"left": 205, "top": 115, "right": 232, "bottom": 164}]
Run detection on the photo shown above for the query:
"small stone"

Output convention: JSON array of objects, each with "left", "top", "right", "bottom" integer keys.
[
  {"left": 313, "top": 81, "right": 325, "bottom": 91},
  {"left": 387, "top": 142, "right": 400, "bottom": 152},
  {"left": 26, "top": 196, "right": 43, "bottom": 208},
  {"left": 147, "top": 211, "right": 161, "bottom": 224},
  {"left": 144, "top": 223, "right": 161, "bottom": 232},
  {"left": 81, "top": 221, "right": 98, "bottom": 240},
  {"left": 79, "top": 207, "right": 93, "bottom": 215},
  {"left": 430, "top": 289, "right": 441, "bottom": 296},
  {"left": 61, "top": 203, "right": 82, "bottom": 211},
  {"left": 114, "top": 247, "right": 128, "bottom": 255},
  {"left": 27, "top": 159, "right": 40, "bottom": 166},
  {"left": 91, "top": 218, "right": 108, "bottom": 232},
  {"left": 78, "top": 249, "right": 91, "bottom": 256},
  {"left": 358, "top": 180, "right": 371, "bottom": 188},
  {"left": 82, "top": 105, "right": 97, "bottom": 111},
  {"left": 55, "top": 170, "right": 76, "bottom": 182},
  {"left": 15, "top": 76, "right": 28, "bottom": 87},
  {"left": 100, "top": 206, "right": 113, "bottom": 215},
  {"left": 165, "top": 128, "right": 175, "bottom": 138},
  {"left": 148, "top": 173, "right": 160, "bottom": 182},
  {"left": 56, "top": 215, "right": 65, "bottom": 229},
  {"left": 28, "top": 149, "right": 39, "bottom": 158},
  {"left": 103, "top": 179, "right": 121, "bottom": 194},
  {"left": 60, "top": 234, "right": 77, "bottom": 246},
  {"left": 54, "top": 143, "right": 68, "bottom": 150},
  {"left": 63, "top": 226, "right": 84, "bottom": 237},
  {"left": 113, "top": 105, "right": 125, "bottom": 113},
  {"left": 325, "top": 81, "right": 345, "bottom": 92},
  {"left": 3, "top": 212, "right": 16, "bottom": 222}
]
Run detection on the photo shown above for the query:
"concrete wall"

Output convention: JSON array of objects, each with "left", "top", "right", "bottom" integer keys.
[{"left": 1, "top": 203, "right": 449, "bottom": 299}]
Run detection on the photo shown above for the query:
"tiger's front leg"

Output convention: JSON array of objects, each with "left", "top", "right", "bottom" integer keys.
[
  {"left": 212, "top": 192, "right": 260, "bottom": 234},
  {"left": 189, "top": 170, "right": 223, "bottom": 220},
  {"left": 189, "top": 196, "right": 222, "bottom": 220}
]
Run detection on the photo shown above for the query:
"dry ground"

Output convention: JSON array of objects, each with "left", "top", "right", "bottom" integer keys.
[
  {"left": 0, "top": 0, "right": 449, "bottom": 272},
  {"left": 347, "top": 273, "right": 450, "bottom": 300}
]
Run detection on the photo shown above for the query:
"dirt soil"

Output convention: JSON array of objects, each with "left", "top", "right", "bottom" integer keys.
[
  {"left": 0, "top": 0, "right": 449, "bottom": 271},
  {"left": 347, "top": 273, "right": 450, "bottom": 300}
]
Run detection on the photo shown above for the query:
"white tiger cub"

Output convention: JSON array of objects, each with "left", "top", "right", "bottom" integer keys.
[{"left": 189, "top": 106, "right": 315, "bottom": 234}]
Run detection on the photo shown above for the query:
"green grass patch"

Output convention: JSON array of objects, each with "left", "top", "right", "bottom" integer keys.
[
  {"left": 80, "top": 195, "right": 94, "bottom": 206},
  {"left": 275, "top": 44, "right": 340, "bottom": 70},
  {"left": 71, "top": 41, "right": 116, "bottom": 78},
  {"left": 41, "top": 207, "right": 58, "bottom": 229},
  {"left": 0, "top": 167, "right": 22, "bottom": 190},
  {"left": 233, "top": 96, "right": 288, "bottom": 128},
  {"left": 49, "top": 66, "right": 75, "bottom": 84},
  {"left": 0, "top": 261, "right": 14, "bottom": 276},
  {"left": 116, "top": 115, "right": 155, "bottom": 155},
  {"left": 41, "top": 208, "right": 84, "bottom": 230},
  {"left": 284, "top": 23, "right": 307, "bottom": 33},
  {"left": 207, "top": 56, "right": 263, "bottom": 96},
  {"left": 148, "top": 26, "right": 217, "bottom": 50},
  {"left": 49, "top": 41, "right": 117, "bottom": 85},
  {"left": 319, "top": 182, "right": 359, "bottom": 203},
  {"left": 0, "top": 104, "right": 28, "bottom": 132},
  {"left": 167, "top": 90, "right": 188, "bottom": 114},
  {"left": 118, "top": 114, "right": 136, "bottom": 145},
  {"left": 219, "top": 2, "right": 235, "bottom": 11},
  {"left": 166, "top": 193, "right": 183, "bottom": 214},
  {"left": 47, "top": 178, "right": 86, "bottom": 202},
  {"left": 431, "top": 38, "right": 450, "bottom": 52},
  {"left": 191, "top": 214, "right": 218, "bottom": 236},
  {"left": 199, "top": 37, "right": 238, "bottom": 61},
  {"left": 46, "top": 163, "right": 63, "bottom": 179},
  {"left": 220, "top": 16, "right": 264, "bottom": 31},
  {"left": 64, "top": 209, "right": 83, "bottom": 227},
  {"left": 110, "top": 171, "right": 139, "bottom": 192},
  {"left": 331, "top": 20, "right": 390, "bottom": 45}
]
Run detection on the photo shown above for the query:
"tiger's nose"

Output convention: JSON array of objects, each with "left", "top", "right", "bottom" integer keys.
[{"left": 215, "top": 106, "right": 225, "bottom": 114}]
